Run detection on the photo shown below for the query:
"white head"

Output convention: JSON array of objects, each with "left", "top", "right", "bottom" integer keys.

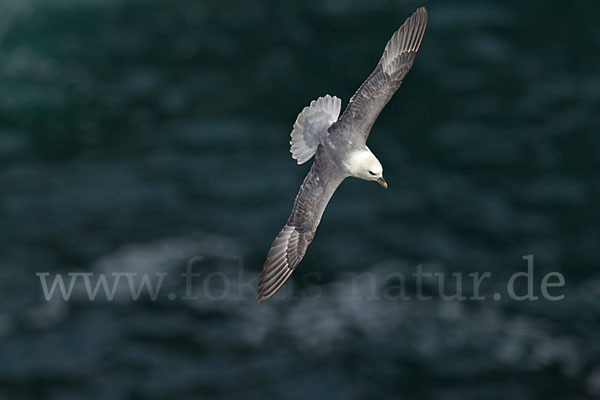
[{"left": 346, "top": 148, "right": 388, "bottom": 189}]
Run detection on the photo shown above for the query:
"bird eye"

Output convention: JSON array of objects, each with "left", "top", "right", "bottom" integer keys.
[{"left": 368, "top": 171, "right": 375, "bottom": 175}]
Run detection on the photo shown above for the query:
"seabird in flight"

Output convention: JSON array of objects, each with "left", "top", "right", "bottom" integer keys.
[{"left": 258, "top": 7, "right": 428, "bottom": 302}]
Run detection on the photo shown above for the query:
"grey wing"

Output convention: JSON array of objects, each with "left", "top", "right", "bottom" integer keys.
[
  {"left": 257, "top": 148, "right": 343, "bottom": 303},
  {"left": 330, "top": 7, "right": 428, "bottom": 141}
]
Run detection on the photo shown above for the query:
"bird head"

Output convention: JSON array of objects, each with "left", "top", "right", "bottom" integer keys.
[{"left": 347, "top": 148, "right": 387, "bottom": 189}]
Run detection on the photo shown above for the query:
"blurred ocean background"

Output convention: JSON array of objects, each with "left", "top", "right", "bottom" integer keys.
[{"left": 1, "top": 0, "right": 599, "bottom": 399}]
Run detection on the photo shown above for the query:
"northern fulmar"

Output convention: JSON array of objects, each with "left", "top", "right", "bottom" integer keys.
[{"left": 257, "top": 7, "right": 428, "bottom": 302}]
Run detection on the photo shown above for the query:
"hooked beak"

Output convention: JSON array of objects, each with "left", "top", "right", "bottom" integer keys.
[{"left": 377, "top": 177, "right": 388, "bottom": 189}]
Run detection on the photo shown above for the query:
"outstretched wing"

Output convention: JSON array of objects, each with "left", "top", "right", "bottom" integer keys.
[
  {"left": 329, "top": 7, "right": 427, "bottom": 141},
  {"left": 258, "top": 148, "right": 344, "bottom": 303}
]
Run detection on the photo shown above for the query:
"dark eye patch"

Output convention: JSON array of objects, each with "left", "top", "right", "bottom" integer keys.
[{"left": 368, "top": 171, "right": 375, "bottom": 175}]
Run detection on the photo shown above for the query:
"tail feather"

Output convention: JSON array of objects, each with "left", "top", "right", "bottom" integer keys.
[{"left": 290, "top": 95, "right": 341, "bottom": 164}]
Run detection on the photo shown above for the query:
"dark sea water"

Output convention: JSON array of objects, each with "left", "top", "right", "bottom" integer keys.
[{"left": 1, "top": 0, "right": 599, "bottom": 399}]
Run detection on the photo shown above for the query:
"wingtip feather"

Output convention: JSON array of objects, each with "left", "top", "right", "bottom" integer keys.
[{"left": 380, "top": 6, "right": 428, "bottom": 74}]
